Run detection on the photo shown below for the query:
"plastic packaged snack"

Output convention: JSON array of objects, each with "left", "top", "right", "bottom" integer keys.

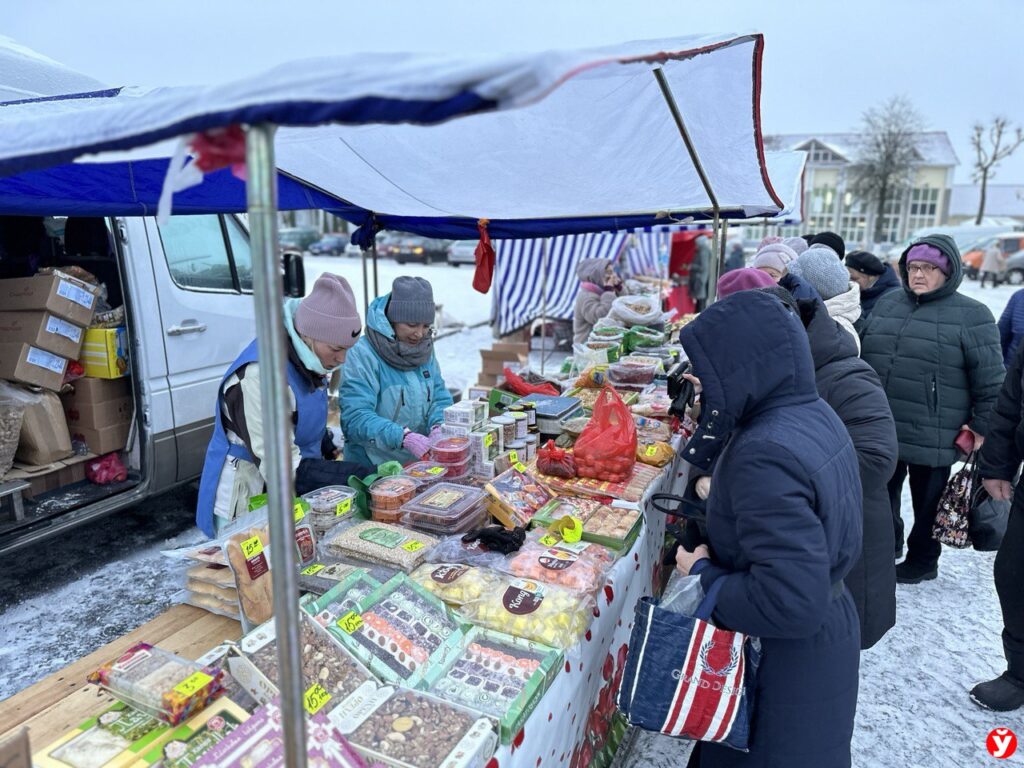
[
  {"left": 323, "top": 520, "right": 438, "bottom": 572},
  {"left": 368, "top": 476, "right": 418, "bottom": 511},
  {"left": 530, "top": 496, "right": 603, "bottom": 527},
  {"left": 429, "top": 435, "right": 471, "bottom": 465},
  {"left": 410, "top": 563, "right": 504, "bottom": 607},
  {"left": 456, "top": 577, "right": 593, "bottom": 649},
  {"left": 402, "top": 461, "right": 449, "bottom": 487},
  {"left": 637, "top": 439, "right": 674, "bottom": 467},
  {"left": 298, "top": 558, "right": 397, "bottom": 596},
  {"left": 223, "top": 526, "right": 274, "bottom": 630},
  {"left": 403, "top": 506, "right": 489, "bottom": 537},
  {"left": 182, "top": 589, "right": 241, "bottom": 620},
  {"left": 335, "top": 684, "right": 496, "bottom": 768},
  {"left": 536, "top": 439, "right": 576, "bottom": 479},
  {"left": 322, "top": 574, "right": 465, "bottom": 687},
  {"left": 608, "top": 359, "right": 659, "bottom": 386},
  {"left": 185, "top": 562, "right": 235, "bottom": 589},
  {"left": 301, "top": 485, "right": 358, "bottom": 536},
  {"left": 132, "top": 698, "right": 250, "bottom": 768},
  {"left": 633, "top": 415, "right": 672, "bottom": 442},
  {"left": 500, "top": 534, "right": 614, "bottom": 594},
  {"left": 370, "top": 504, "right": 406, "bottom": 524},
  {"left": 484, "top": 467, "right": 554, "bottom": 528},
  {"left": 87, "top": 644, "right": 226, "bottom": 725},
  {"left": 245, "top": 495, "right": 318, "bottom": 566},
  {"left": 423, "top": 534, "right": 508, "bottom": 569},
  {"left": 579, "top": 503, "right": 642, "bottom": 547}
]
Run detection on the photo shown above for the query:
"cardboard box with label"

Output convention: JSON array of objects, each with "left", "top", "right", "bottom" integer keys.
[
  {"left": 0, "top": 272, "right": 98, "bottom": 326},
  {"left": 0, "top": 310, "right": 85, "bottom": 359},
  {"left": 81, "top": 326, "right": 130, "bottom": 379},
  {"left": 0, "top": 342, "right": 68, "bottom": 391}
]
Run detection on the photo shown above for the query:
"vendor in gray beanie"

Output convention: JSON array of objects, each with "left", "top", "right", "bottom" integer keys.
[
  {"left": 341, "top": 276, "right": 455, "bottom": 466},
  {"left": 790, "top": 246, "right": 862, "bottom": 350}
]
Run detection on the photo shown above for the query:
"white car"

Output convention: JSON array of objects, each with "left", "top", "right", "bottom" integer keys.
[{"left": 447, "top": 240, "right": 478, "bottom": 266}]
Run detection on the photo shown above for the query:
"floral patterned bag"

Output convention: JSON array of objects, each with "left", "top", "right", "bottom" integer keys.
[{"left": 931, "top": 455, "right": 975, "bottom": 549}]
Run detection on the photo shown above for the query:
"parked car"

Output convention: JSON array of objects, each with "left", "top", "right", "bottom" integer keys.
[
  {"left": 343, "top": 242, "right": 362, "bottom": 258},
  {"left": 447, "top": 240, "right": 478, "bottom": 266},
  {"left": 308, "top": 234, "right": 347, "bottom": 256},
  {"left": 279, "top": 225, "right": 321, "bottom": 252},
  {"left": 391, "top": 236, "right": 449, "bottom": 264},
  {"left": 1002, "top": 249, "right": 1024, "bottom": 285},
  {"left": 961, "top": 233, "right": 1024, "bottom": 279},
  {"left": 887, "top": 224, "right": 1019, "bottom": 266}
]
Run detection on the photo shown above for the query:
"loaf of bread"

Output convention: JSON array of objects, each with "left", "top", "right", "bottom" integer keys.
[{"left": 225, "top": 527, "right": 274, "bottom": 625}]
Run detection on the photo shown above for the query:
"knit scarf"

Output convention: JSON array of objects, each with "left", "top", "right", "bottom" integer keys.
[
  {"left": 283, "top": 298, "right": 337, "bottom": 376},
  {"left": 367, "top": 326, "right": 433, "bottom": 371}
]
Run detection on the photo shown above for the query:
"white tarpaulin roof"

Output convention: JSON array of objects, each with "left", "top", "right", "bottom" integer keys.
[{"left": 0, "top": 34, "right": 785, "bottom": 237}]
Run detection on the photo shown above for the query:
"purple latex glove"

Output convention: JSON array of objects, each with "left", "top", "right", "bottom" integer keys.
[
  {"left": 403, "top": 431, "right": 431, "bottom": 458},
  {"left": 429, "top": 425, "right": 444, "bottom": 442}
]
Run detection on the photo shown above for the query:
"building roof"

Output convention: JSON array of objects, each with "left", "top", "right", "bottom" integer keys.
[
  {"left": 950, "top": 184, "right": 1024, "bottom": 218},
  {"left": 764, "top": 131, "right": 959, "bottom": 168}
]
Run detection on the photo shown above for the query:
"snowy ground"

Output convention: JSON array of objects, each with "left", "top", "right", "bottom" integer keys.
[{"left": 1, "top": 268, "right": 1020, "bottom": 766}]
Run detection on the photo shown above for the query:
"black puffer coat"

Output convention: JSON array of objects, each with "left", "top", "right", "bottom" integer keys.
[
  {"left": 802, "top": 298, "right": 898, "bottom": 649},
  {"left": 854, "top": 264, "right": 901, "bottom": 332},
  {"left": 860, "top": 234, "right": 1005, "bottom": 467}
]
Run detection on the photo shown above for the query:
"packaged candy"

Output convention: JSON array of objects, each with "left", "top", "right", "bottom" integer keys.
[
  {"left": 484, "top": 467, "right": 554, "bottom": 528},
  {"left": 301, "top": 485, "right": 358, "bottom": 537},
  {"left": 368, "top": 476, "right": 418, "bottom": 511},
  {"left": 530, "top": 495, "right": 603, "bottom": 527},
  {"left": 132, "top": 698, "right": 250, "bottom": 768},
  {"left": 33, "top": 700, "right": 175, "bottom": 768},
  {"left": 297, "top": 558, "right": 397, "bottom": 596},
  {"left": 324, "top": 520, "right": 437, "bottom": 572},
  {"left": 334, "top": 684, "right": 496, "bottom": 768},
  {"left": 577, "top": 503, "right": 642, "bottom": 549},
  {"left": 637, "top": 439, "right": 674, "bottom": 467},
  {"left": 634, "top": 415, "right": 672, "bottom": 442},
  {"left": 87, "top": 644, "right": 226, "bottom": 725},
  {"left": 401, "top": 461, "right": 449, "bottom": 488},
  {"left": 303, "top": 571, "right": 386, "bottom": 626},
  {"left": 410, "top": 563, "right": 504, "bottom": 607},
  {"left": 457, "top": 576, "right": 593, "bottom": 649},
  {"left": 500, "top": 534, "right": 614, "bottom": 594}
]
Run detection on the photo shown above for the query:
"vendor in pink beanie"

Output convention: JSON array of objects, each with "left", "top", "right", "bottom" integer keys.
[
  {"left": 717, "top": 267, "right": 776, "bottom": 298},
  {"left": 196, "top": 271, "right": 371, "bottom": 537}
]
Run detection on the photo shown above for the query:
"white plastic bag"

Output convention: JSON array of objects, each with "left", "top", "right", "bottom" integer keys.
[{"left": 611, "top": 294, "right": 662, "bottom": 325}]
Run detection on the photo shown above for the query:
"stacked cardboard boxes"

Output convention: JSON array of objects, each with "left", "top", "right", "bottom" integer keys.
[
  {"left": 477, "top": 341, "right": 529, "bottom": 388},
  {"left": 62, "top": 377, "right": 133, "bottom": 455}
]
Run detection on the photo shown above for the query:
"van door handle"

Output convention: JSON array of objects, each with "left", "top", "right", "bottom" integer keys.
[{"left": 166, "top": 321, "right": 208, "bottom": 336}]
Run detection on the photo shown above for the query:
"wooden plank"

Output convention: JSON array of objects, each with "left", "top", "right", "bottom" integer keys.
[
  {"left": 0, "top": 604, "right": 240, "bottom": 741},
  {"left": 14, "top": 686, "right": 115, "bottom": 750}
]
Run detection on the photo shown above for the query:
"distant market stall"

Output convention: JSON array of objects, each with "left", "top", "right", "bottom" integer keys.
[{"left": 0, "top": 34, "right": 781, "bottom": 768}]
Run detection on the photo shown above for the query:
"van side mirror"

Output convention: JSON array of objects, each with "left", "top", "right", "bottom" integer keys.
[{"left": 282, "top": 250, "right": 306, "bottom": 297}]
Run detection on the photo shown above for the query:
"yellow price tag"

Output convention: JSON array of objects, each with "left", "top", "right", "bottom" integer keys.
[
  {"left": 302, "top": 563, "right": 325, "bottom": 576},
  {"left": 514, "top": 462, "right": 527, "bottom": 473},
  {"left": 303, "top": 683, "right": 332, "bottom": 715},
  {"left": 484, "top": 433, "right": 494, "bottom": 447},
  {"left": 539, "top": 534, "right": 559, "bottom": 546},
  {"left": 294, "top": 503, "right": 306, "bottom": 522},
  {"left": 508, "top": 450, "right": 519, "bottom": 464},
  {"left": 402, "top": 540, "right": 425, "bottom": 552},
  {"left": 335, "top": 498, "right": 352, "bottom": 516},
  {"left": 427, "top": 466, "right": 445, "bottom": 475},
  {"left": 645, "top": 445, "right": 658, "bottom": 458},
  {"left": 240, "top": 535, "right": 263, "bottom": 559},
  {"left": 173, "top": 671, "right": 213, "bottom": 698},
  {"left": 337, "top": 611, "right": 364, "bottom": 634}
]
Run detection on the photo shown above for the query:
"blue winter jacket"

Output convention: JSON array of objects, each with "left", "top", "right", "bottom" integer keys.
[
  {"left": 680, "top": 290, "right": 862, "bottom": 768},
  {"left": 998, "top": 288, "right": 1024, "bottom": 368},
  {"left": 340, "top": 294, "right": 453, "bottom": 466}
]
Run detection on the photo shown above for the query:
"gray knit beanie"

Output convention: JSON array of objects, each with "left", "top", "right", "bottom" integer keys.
[
  {"left": 789, "top": 246, "right": 849, "bottom": 300},
  {"left": 386, "top": 276, "right": 435, "bottom": 324}
]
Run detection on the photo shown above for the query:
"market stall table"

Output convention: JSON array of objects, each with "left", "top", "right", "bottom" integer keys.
[{"left": 0, "top": 454, "right": 689, "bottom": 767}]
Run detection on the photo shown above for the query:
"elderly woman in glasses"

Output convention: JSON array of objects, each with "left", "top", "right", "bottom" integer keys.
[
  {"left": 341, "top": 276, "right": 454, "bottom": 465},
  {"left": 860, "top": 236, "right": 1004, "bottom": 585}
]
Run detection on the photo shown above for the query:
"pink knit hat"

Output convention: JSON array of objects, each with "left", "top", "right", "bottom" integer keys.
[
  {"left": 906, "top": 243, "right": 951, "bottom": 276},
  {"left": 717, "top": 267, "right": 776, "bottom": 298},
  {"left": 294, "top": 273, "right": 362, "bottom": 348},
  {"left": 752, "top": 242, "right": 799, "bottom": 274}
]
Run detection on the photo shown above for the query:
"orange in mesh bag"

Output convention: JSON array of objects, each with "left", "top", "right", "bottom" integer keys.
[{"left": 573, "top": 385, "right": 637, "bottom": 483}]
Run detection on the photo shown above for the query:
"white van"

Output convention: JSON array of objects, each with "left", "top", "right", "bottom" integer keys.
[{"left": 0, "top": 213, "right": 304, "bottom": 556}]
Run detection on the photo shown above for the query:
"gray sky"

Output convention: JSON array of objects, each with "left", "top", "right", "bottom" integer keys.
[{"left": 6, "top": 0, "right": 1024, "bottom": 184}]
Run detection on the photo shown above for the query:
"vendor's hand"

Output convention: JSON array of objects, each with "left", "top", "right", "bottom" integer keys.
[
  {"left": 983, "top": 478, "right": 1013, "bottom": 502},
  {"left": 695, "top": 475, "right": 711, "bottom": 500},
  {"left": 429, "top": 425, "right": 444, "bottom": 442},
  {"left": 402, "top": 431, "right": 432, "bottom": 458},
  {"left": 682, "top": 372, "right": 702, "bottom": 395},
  {"left": 961, "top": 424, "right": 985, "bottom": 451},
  {"left": 675, "top": 544, "right": 710, "bottom": 577}
]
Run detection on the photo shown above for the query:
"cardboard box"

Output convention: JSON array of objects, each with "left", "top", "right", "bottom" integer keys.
[
  {"left": 63, "top": 377, "right": 133, "bottom": 430},
  {"left": 5, "top": 453, "right": 95, "bottom": 497},
  {"left": 68, "top": 420, "right": 130, "bottom": 455},
  {"left": 0, "top": 310, "right": 85, "bottom": 359},
  {"left": 80, "top": 326, "right": 130, "bottom": 378},
  {"left": 16, "top": 390, "right": 73, "bottom": 466},
  {"left": 0, "top": 342, "right": 68, "bottom": 391},
  {"left": 0, "top": 272, "right": 98, "bottom": 326},
  {"left": 479, "top": 342, "right": 529, "bottom": 381},
  {"left": 33, "top": 701, "right": 173, "bottom": 768}
]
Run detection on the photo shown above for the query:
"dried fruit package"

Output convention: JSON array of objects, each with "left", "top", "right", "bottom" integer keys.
[
  {"left": 409, "top": 563, "right": 504, "bottom": 607},
  {"left": 499, "top": 534, "right": 614, "bottom": 594},
  {"left": 573, "top": 386, "right": 637, "bottom": 483}
]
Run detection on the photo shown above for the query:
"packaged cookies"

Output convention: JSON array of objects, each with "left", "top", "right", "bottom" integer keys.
[
  {"left": 32, "top": 700, "right": 173, "bottom": 768},
  {"left": 224, "top": 527, "right": 274, "bottom": 630},
  {"left": 484, "top": 467, "right": 553, "bottom": 528}
]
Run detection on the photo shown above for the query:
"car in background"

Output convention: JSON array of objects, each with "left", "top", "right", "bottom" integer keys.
[
  {"left": 1001, "top": 249, "right": 1024, "bottom": 285},
  {"left": 390, "top": 235, "right": 450, "bottom": 264},
  {"left": 308, "top": 234, "right": 347, "bottom": 256},
  {"left": 447, "top": 240, "right": 478, "bottom": 266},
  {"left": 961, "top": 233, "right": 1024, "bottom": 279},
  {"left": 343, "top": 242, "right": 362, "bottom": 258},
  {"left": 279, "top": 226, "right": 321, "bottom": 252}
]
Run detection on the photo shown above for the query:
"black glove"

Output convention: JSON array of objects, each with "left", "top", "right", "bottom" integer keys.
[
  {"left": 320, "top": 429, "right": 339, "bottom": 460},
  {"left": 295, "top": 457, "right": 373, "bottom": 495},
  {"left": 462, "top": 525, "right": 527, "bottom": 555}
]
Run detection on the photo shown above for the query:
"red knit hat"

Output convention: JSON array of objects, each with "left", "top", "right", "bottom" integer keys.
[
  {"left": 294, "top": 273, "right": 362, "bottom": 347},
  {"left": 717, "top": 267, "right": 776, "bottom": 298}
]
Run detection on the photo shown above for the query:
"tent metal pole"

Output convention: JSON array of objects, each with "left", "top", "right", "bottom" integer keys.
[
  {"left": 718, "top": 219, "right": 729, "bottom": 281},
  {"left": 371, "top": 240, "right": 380, "bottom": 300},
  {"left": 361, "top": 246, "right": 370, "bottom": 317},
  {"left": 652, "top": 67, "right": 722, "bottom": 303},
  {"left": 540, "top": 238, "right": 549, "bottom": 376},
  {"left": 245, "top": 123, "right": 308, "bottom": 768}
]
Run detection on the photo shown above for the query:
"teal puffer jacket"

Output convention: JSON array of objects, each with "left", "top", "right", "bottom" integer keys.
[{"left": 860, "top": 234, "right": 1004, "bottom": 467}]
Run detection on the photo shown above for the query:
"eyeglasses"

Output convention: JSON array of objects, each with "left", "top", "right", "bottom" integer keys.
[{"left": 907, "top": 263, "right": 940, "bottom": 275}]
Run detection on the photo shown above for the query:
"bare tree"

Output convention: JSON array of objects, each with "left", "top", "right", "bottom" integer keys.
[
  {"left": 849, "top": 96, "right": 924, "bottom": 244},
  {"left": 971, "top": 117, "right": 1024, "bottom": 225}
]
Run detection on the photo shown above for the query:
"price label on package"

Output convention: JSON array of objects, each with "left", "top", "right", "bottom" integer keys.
[
  {"left": 401, "top": 540, "right": 425, "bottom": 553},
  {"left": 302, "top": 563, "right": 326, "bottom": 576},
  {"left": 303, "top": 683, "right": 332, "bottom": 715},
  {"left": 337, "top": 611, "right": 364, "bottom": 634},
  {"left": 173, "top": 671, "right": 213, "bottom": 698},
  {"left": 539, "top": 534, "right": 560, "bottom": 546},
  {"left": 335, "top": 498, "right": 352, "bottom": 516},
  {"left": 240, "top": 536, "right": 264, "bottom": 559},
  {"left": 514, "top": 462, "right": 527, "bottom": 473},
  {"left": 508, "top": 450, "right": 519, "bottom": 464},
  {"left": 427, "top": 466, "right": 445, "bottom": 476},
  {"left": 645, "top": 445, "right": 659, "bottom": 458},
  {"left": 294, "top": 503, "right": 306, "bottom": 522}
]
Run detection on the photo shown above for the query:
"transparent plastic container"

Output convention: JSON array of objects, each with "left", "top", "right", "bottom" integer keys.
[
  {"left": 368, "top": 475, "right": 418, "bottom": 510},
  {"left": 302, "top": 485, "right": 357, "bottom": 515},
  {"left": 404, "top": 505, "right": 489, "bottom": 536},
  {"left": 370, "top": 504, "right": 407, "bottom": 524},
  {"left": 608, "top": 359, "right": 658, "bottom": 386},
  {"left": 402, "top": 461, "right": 449, "bottom": 487},
  {"left": 403, "top": 483, "right": 487, "bottom": 526},
  {"left": 430, "top": 435, "right": 471, "bottom": 465}
]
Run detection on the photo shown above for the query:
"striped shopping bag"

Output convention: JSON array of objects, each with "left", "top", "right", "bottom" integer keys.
[{"left": 617, "top": 581, "right": 760, "bottom": 752}]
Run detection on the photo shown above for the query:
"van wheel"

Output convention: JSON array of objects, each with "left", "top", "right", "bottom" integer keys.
[{"left": 1008, "top": 269, "right": 1024, "bottom": 286}]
